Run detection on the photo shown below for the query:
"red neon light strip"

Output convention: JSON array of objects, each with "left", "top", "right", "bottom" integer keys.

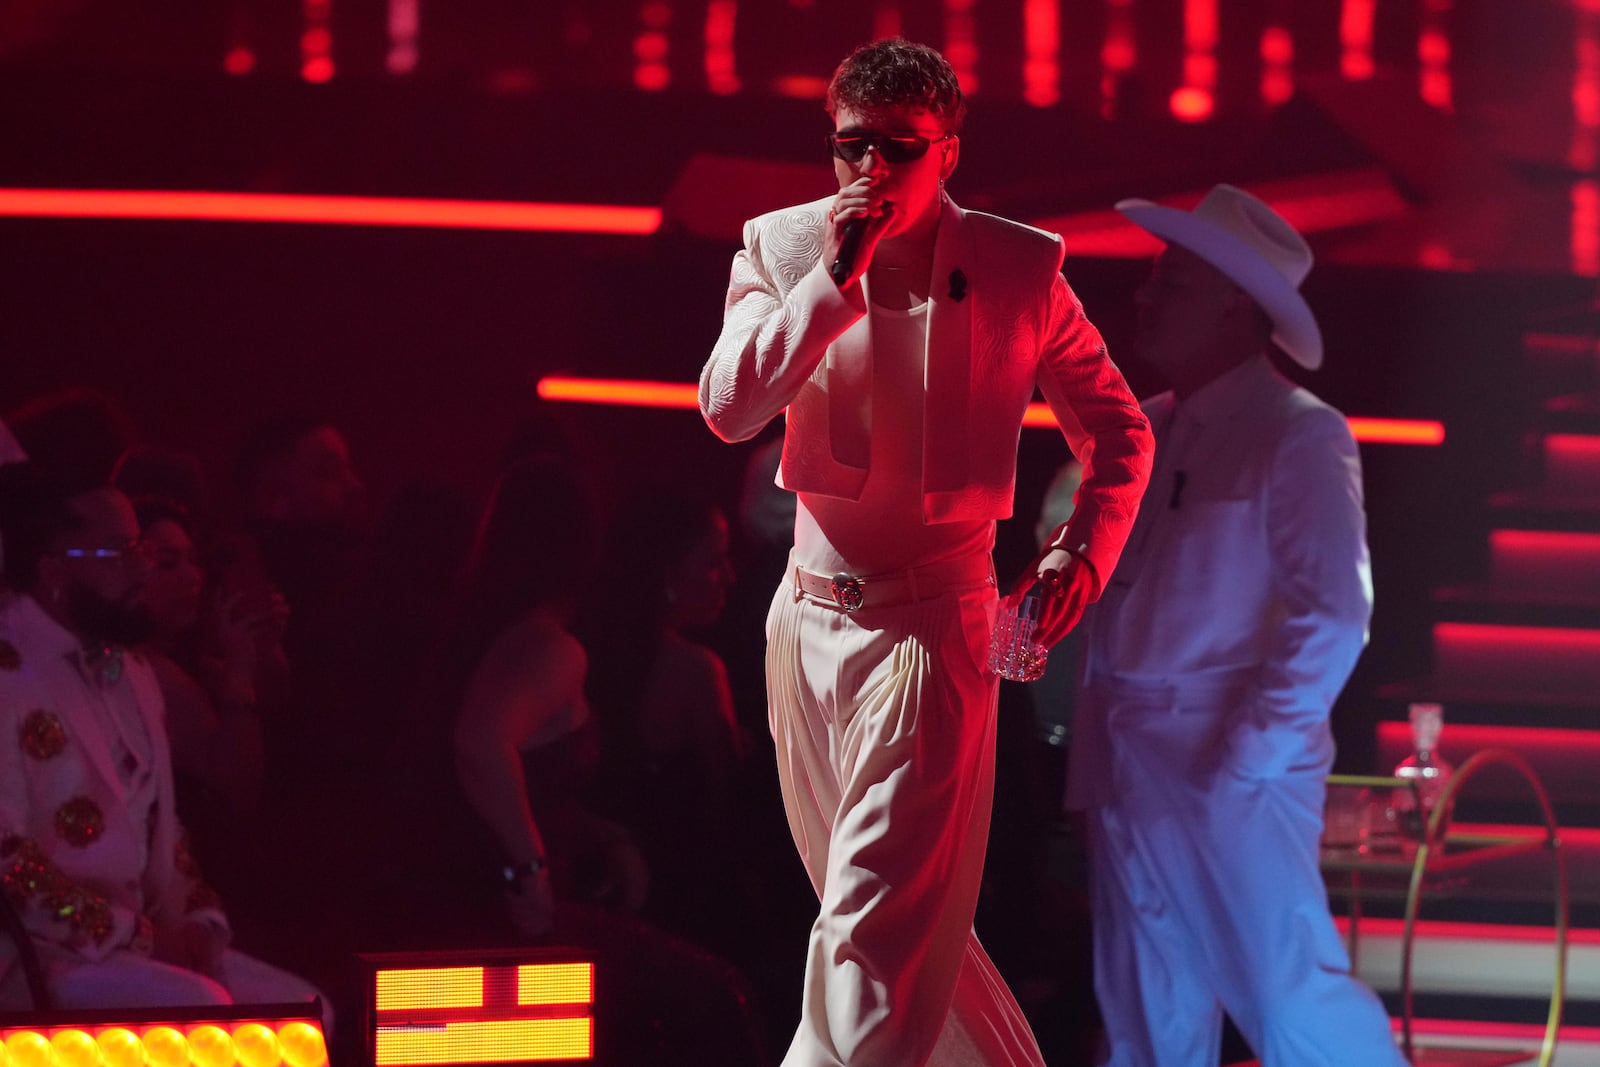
[
  {"left": 1345, "top": 417, "right": 1445, "bottom": 445},
  {"left": 534, "top": 378, "right": 1444, "bottom": 445},
  {"left": 1022, "top": 0, "right": 1060, "bottom": 108},
  {"left": 1334, "top": 914, "right": 1600, "bottom": 945},
  {"left": 537, "top": 378, "right": 700, "bottom": 409},
  {"left": 0, "top": 190, "right": 662, "bottom": 235},
  {"left": 1341, "top": 0, "right": 1376, "bottom": 80},
  {"left": 302, "top": 0, "right": 334, "bottom": 83},
  {"left": 944, "top": 0, "right": 979, "bottom": 95},
  {"left": 704, "top": 1, "right": 740, "bottom": 95}
]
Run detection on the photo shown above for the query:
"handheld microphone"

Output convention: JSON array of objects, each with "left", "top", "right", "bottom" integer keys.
[{"left": 830, "top": 219, "right": 866, "bottom": 287}]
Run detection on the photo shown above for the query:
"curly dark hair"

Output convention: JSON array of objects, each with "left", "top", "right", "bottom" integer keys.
[{"left": 826, "top": 37, "right": 966, "bottom": 133}]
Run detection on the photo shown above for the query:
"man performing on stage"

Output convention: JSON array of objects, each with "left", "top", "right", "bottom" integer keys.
[
  {"left": 1068, "top": 184, "right": 1406, "bottom": 1066},
  {"left": 699, "top": 38, "right": 1153, "bottom": 1067}
]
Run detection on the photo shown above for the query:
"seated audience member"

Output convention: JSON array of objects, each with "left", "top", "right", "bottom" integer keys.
[
  {"left": 427, "top": 457, "right": 768, "bottom": 1067},
  {"left": 0, "top": 463, "right": 319, "bottom": 1012},
  {"left": 132, "top": 496, "right": 288, "bottom": 826},
  {"left": 6, "top": 388, "right": 136, "bottom": 490},
  {"left": 229, "top": 416, "right": 367, "bottom": 772},
  {"left": 584, "top": 481, "right": 751, "bottom": 946},
  {"left": 443, "top": 457, "right": 647, "bottom": 933},
  {"left": 111, "top": 445, "right": 209, "bottom": 524}
]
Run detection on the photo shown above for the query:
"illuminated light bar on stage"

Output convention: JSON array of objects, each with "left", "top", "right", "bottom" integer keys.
[
  {"left": 534, "top": 377, "right": 1446, "bottom": 446},
  {"left": 0, "top": 190, "right": 663, "bottom": 236},
  {"left": 536, "top": 378, "right": 700, "bottom": 410},
  {"left": 0, "top": 1004, "right": 328, "bottom": 1067},
  {"left": 1344, "top": 418, "right": 1446, "bottom": 445},
  {"left": 362, "top": 952, "right": 595, "bottom": 1066}
]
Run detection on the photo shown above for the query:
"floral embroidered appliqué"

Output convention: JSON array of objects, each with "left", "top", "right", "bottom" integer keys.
[
  {"left": 19, "top": 710, "right": 67, "bottom": 761},
  {"left": 1, "top": 834, "right": 115, "bottom": 945},
  {"left": 54, "top": 797, "right": 105, "bottom": 847},
  {"left": 131, "top": 913, "right": 156, "bottom": 955},
  {"left": 174, "top": 832, "right": 222, "bottom": 913}
]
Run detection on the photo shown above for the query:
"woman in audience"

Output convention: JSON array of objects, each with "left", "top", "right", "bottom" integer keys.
[
  {"left": 420, "top": 456, "right": 768, "bottom": 1066},
  {"left": 436, "top": 456, "right": 646, "bottom": 935},
  {"left": 584, "top": 480, "right": 750, "bottom": 945},
  {"left": 133, "top": 497, "right": 288, "bottom": 823}
]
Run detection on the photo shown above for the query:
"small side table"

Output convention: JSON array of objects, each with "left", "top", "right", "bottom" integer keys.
[{"left": 1321, "top": 750, "right": 1569, "bottom": 1066}]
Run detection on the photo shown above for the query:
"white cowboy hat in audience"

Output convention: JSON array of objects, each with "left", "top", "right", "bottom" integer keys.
[{"left": 1116, "top": 183, "right": 1323, "bottom": 371}]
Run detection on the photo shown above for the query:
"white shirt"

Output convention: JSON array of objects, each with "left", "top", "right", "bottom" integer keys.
[{"left": 795, "top": 299, "right": 991, "bottom": 575}]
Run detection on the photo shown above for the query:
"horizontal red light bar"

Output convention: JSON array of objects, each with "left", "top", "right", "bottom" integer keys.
[
  {"left": 0, "top": 189, "right": 662, "bottom": 235},
  {"left": 1335, "top": 914, "right": 1600, "bottom": 945},
  {"left": 536, "top": 377, "right": 1443, "bottom": 445},
  {"left": 1345, "top": 417, "right": 1445, "bottom": 445},
  {"left": 536, "top": 377, "right": 699, "bottom": 409}
]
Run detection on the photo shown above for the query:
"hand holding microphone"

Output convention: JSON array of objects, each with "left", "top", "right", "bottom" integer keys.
[{"left": 826, "top": 176, "right": 893, "bottom": 289}]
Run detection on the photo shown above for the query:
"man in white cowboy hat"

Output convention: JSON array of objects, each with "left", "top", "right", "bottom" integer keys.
[{"left": 1066, "top": 184, "right": 1405, "bottom": 1066}]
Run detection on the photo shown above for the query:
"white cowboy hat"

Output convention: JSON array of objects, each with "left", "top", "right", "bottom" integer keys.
[{"left": 1116, "top": 183, "right": 1323, "bottom": 371}]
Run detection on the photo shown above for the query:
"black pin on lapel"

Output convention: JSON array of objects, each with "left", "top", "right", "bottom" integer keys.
[{"left": 948, "top": 269, "right": 968, "bottom": 302}]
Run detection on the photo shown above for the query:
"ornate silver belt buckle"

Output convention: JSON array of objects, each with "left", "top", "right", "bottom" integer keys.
[{"left": 829, "top": 573, "right": 865, "bottom": 613}]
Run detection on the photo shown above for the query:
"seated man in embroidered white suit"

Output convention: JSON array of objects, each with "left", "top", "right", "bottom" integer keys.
[{"left": 0, "top": 462, "right": 321, "bottom": 1012}]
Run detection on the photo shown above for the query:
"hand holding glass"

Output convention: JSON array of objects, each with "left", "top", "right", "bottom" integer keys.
[{"left": 988, "top": 592, "right": 1050, "bottom": 682}]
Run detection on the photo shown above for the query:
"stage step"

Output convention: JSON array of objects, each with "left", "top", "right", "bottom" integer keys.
[
  {"left": 1431, "top": 622, "right": 1600, "bottom": 697},
  {"left": 1543, "top": 394, "right": 1600, "bottom": 435},
  {"left": 1431, "top": 587, "right": 1600, "bottom": 628},
  {"left": 1541, "top": 435, "right": 1600, "bottom": 498},
  {"left": 1488, "top": 529, "right": 1600, "bottom": 599},
  {"left": 1375, "top": 680, "right": 1600, "bottom": 734},
  {"left": 1373, "top": 725, "right": 1600, "bottom": 811},
  {"left": 1487, "top": 490, "right": 1600, "bottom": 533},
  {"left": 1335, "top": 917, "right": 1600, "bottom": 1001}
]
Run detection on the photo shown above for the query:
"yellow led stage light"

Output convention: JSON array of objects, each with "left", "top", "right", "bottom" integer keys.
[{"left": 363, "top": 949, "right": 595, "bottom": 1066}]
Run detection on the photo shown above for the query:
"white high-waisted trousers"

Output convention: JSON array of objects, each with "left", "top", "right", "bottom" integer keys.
[
  {"left": 764, "top": 566, "right": 1046, "bottom": 1067},
  {"left": 1079, "top": 684, "right": 1406, "bottom": 1067}
]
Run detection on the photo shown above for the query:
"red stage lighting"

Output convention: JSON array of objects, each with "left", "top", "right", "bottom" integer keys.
[
  {"left": 0, "top": 190, "right": 662, "bottom": 236},
  {"left": 533, "top": 377, "right": 1445, "bottom": 446}
]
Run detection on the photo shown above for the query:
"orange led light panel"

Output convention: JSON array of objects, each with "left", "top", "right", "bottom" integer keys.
[
  {"left": 516, "top": 964, "right": 593, "bottom": 1007},
  {"left": 0, "top": 1021, "right": 327, "bottom": 1067},
  {"left": 368, "top": 954, "right": 595, "bottom": 1066},
  {"left": 1344, "top": 417, "right": 1446, "bottom": 445},
  {"left": 535, "top": 377, "right": 699, "bottom": 410},
  {"left": 376, "top": 968, "right": 486, "bottom": 1011},
  {"left": 375, "top": 1020, "right": 592, "bottom": 1066}
]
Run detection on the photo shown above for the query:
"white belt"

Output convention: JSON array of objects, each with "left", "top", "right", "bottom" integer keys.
[{"left": 792, "top": 554, "right": 994, "bottom": 613}]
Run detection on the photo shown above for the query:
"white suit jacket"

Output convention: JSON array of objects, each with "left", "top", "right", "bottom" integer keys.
[
  {"left": 0, "top": 595, "right": 226, "bottom": 983},
  {"left": 1069, "top": 356, "right": 1374, "bottom": 805},
  {"left": 700, "top": 194, "right": 1152, "bottom": 590}
]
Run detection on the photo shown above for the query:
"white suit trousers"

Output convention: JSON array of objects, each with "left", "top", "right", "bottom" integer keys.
[
  {"left": 765, "top": 579, "right": 1046, "bottom": 1067},
  {"left": 0, "top": 946, "right": 327, "bottom": 1027},
  {"left": 1082, "top": 693, "right": 1405, "bottom": 1067}
]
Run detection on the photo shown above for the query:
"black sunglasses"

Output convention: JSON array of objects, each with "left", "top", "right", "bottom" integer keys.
[{"left": 827, "top": 130, "right": 953, "bottom": 164}]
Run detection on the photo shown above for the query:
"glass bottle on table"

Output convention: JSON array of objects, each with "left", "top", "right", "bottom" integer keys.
[{"left": 1392, "top": 702, "right": 1454, "bottom": 840}]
